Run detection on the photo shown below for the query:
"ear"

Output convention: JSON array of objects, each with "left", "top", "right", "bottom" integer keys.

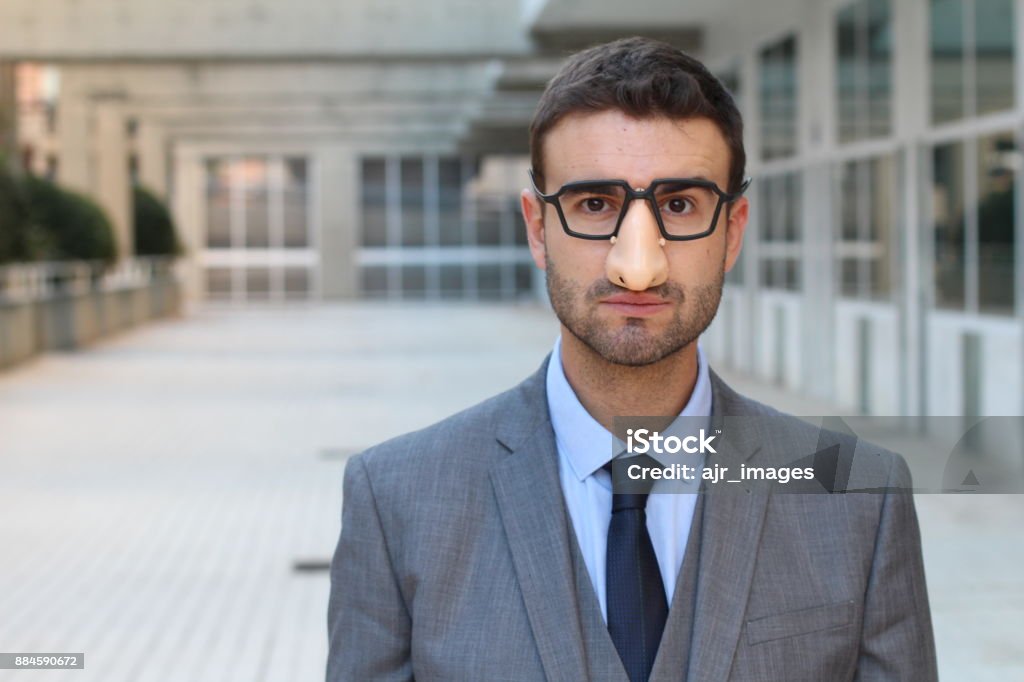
[
  {"left": 723, "top": 196, "right": 748, "bottom": 274},
  {"left": 521, "top": 188, "right": 547, "bottom": 271}
]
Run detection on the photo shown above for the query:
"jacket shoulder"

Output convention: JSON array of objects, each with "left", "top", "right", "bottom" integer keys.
[{"left": 710, "top": 368, "right": 906, "bottom": 492}]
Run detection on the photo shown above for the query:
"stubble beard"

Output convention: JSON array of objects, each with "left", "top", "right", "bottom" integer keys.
[{"left": 545, "top": 251, "right": 725, "bottom": 367}]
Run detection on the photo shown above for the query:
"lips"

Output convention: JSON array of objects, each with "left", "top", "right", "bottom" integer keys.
[{"left": 600, "top": 293, "right": 671, "bottom": 316}]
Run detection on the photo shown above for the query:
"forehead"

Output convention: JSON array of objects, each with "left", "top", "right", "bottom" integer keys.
[{"left": 542, "top": 110, "right": 731, "bottom": 188}]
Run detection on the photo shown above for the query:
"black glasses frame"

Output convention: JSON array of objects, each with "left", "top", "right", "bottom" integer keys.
[{"left": 529, "top": 170, "right": 752, "bottom": 241}]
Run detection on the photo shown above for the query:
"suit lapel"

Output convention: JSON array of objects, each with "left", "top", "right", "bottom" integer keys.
[
  {"left": 685, "top": 370, "right": 772, "bottom": 681},
  {"left": 487, "top": 361, "right": 775, "bottom": 681},
  {"left": 489, "top": 359, "right": 590, "bottom": 682}
]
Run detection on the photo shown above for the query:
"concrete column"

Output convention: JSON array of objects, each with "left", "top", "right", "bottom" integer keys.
[
  {"left": 0, "top": 62, "right": 16, "bottom": 164},
  {"left": 95, "top": 102, "right": 132, "bottom": 259},
  {"left": 894, "top": 0, "right": 930, "bottom": 416},
  {"left": 318, "top": 146, "right": 359, "bottom": 298},
  {"left": 172, "top": 148, "right": 205, "bottom": 305},
  {"left": 137, "top": 120, "right": 168, "bottom": 198},
  {"left": 797, "top": 0, "right": 837, "bottom": 401},
  {"left": 56, "top": 72, "right": 93, "bottom": 195}
]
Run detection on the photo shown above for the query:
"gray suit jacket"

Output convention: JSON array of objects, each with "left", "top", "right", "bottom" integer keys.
[{"left": 327, "top": 358, "right": 938, "bottom": 681}]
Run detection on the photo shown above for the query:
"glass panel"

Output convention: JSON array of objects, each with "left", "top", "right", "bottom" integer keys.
[
  {"left": 401, "top": 265, "right": 427, "bottom": 298},
  {"left": 205, "top": 159, "right": 231, "bottom": 249},
  {"left": 400, "top": 158, "right": 425, "bottom": 247},
  {"left": 759, "top": 173, "right": 801, "bottom": 291},
  {"left": 759, "top": 35, "right": 798, "bottom": 160},
  {"left": 439, "top": 264, "right": 464, "bottom": 298},
  {"left": 283, "top": 267, "right": 310, "bottom": 297},
  {"left": 783, "top": 173, "right": 801, "bottom": 241},
  {"left": 931, "top": 0, "right": 966, "bottom": 124},
  {"left": 283, "top": 157, "right": 309, "bottom": 248},
  {"left": 977, "top": 131, "right": 1016, "bottom": 313},
  {"left": 476, "top": 196, "right": 503, "bottom": 246},
  {"left": 515, "top": 263, "right": 535, "bottom": 295},
  {"left": 439, "top": 158, "right": 464, "bottom": 246},
  {"left": 205, "top": 267, "right": 232, "bottom": 298},
  {"left": 361, "top": 158, "right": 388, "bottom": 247},
  {"left": 867, "top": 156, "right": 894, "bottom": 298},
  {"left": 478, "top": 264, "right": 503, "bottom": 299},
  {"left": 759, "top": 175, "right": 778, "bottom": 242},
  {"left": 360, "top": 266, "right": 388, "bottom": 296},
  {"left": 836, "top": 4, "right": 860, "bottom": 144},
  {"left": 933, "top": 142, "right": 967, "bottom": 308},
  {"left": 511, "top": 196, "right": 530, "bottom": 246},
  {"left": 866, "top": 0, "right": 892, "bottom": 138},
  {"left": 784, "top": 259, "right": 801, "bottom": 290},
  {"left": 839, "top": 160, "right": 859, "bottom": 240},
  {"left": 975, "top": 0, "right": 1015, "bottom": 116},
  {"left": 246, "top": 267, "right": 271, "bottom": 300},
  {"left": 242, "top": 157, "right": 269, "bottom": 248},
  {"left": 841, "top": 258, "right": 860, "bottom": 296}
]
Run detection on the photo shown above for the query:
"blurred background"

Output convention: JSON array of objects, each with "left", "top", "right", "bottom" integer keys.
[{"left": 0, "top": 0, "right": 1021, "bottom": 680}]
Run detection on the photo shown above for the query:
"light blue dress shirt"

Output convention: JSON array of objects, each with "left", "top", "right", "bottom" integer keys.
[{"left": 546, "top": 335, "right": 712, "bottom": 622}]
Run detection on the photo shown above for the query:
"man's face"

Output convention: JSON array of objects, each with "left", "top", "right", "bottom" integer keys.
[{"left": 521, "top": 110, "right": 748, "bottom": 367}]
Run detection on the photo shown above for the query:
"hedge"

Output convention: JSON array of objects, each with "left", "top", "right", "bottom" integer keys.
[{"left": 133, "top": 185, "right": 181, "bottom": 257}]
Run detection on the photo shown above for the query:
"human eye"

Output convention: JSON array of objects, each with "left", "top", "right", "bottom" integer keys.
[
  {"left": 581, "top": 196, "right": 612, "bottom": 213},
  {"left": 660, "top": 193, "right": 696, "bottom": 215},
  {"left": 564, "top": 187, "right": 621, "bottom": 215}
]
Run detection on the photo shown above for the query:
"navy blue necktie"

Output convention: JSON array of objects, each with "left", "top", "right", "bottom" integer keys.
[{"left": 605, "top": 463, "right": 668, "bottom": 682}]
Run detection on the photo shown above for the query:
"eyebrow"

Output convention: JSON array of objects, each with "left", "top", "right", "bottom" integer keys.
[
  {"left": 561, "top": 182, "right": 624, "bottom": 194},
  {"left": 560, "top": 174, "right": 718, "bottom": 186}
]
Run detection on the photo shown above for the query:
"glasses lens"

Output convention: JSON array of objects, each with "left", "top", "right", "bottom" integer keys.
[
  {"left": 556, "top": 183, "right": 627, "bottom": 237},
  {"left": 652, "top": 182, "right": 719, "bottom": 237}
]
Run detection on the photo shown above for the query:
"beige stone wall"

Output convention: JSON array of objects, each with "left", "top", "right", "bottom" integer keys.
[
  {"left": 0, "top": 274, "right": 182, "bottom": 370},
  {"left": 0, "top": 62, "right": 15, "bottom": 162}
]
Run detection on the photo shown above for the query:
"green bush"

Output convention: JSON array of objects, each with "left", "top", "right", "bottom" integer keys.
[
  {"left": 133, "top": 185, "right": 180, "bottom": 256},
  {"left": 22, "top": 174, "right": 117, "bottom": 263},
  {"left": 0, "top": 163, "right": 49, "bottom": 264}
]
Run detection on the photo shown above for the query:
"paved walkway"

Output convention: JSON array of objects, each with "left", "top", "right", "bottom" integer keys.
[{"left": 0, "top": 303, "right": 1020, "bottom": 680}]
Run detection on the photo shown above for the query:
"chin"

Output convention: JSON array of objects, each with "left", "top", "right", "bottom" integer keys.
[{"left": 584, "top": 329, "right": 683, "bottom": 367}]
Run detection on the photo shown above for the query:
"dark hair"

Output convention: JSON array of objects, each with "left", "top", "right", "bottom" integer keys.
[{"left": 529, "top": 37, "right": 746, "bottom": 194}]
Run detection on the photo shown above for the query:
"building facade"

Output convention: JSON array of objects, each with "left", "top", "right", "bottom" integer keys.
[{"left": 3, "top": 0, "right": 1022, "bottom": 418}]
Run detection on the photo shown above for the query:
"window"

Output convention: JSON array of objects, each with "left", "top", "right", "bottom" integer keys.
[
  {"left": 242, "top": 158, "right": 270, "bottom": 249},
  {"left": 361, "top": 159, "right": 387, "bottom": 248},
  {"left": 933, "top": 142, "right": 967, "bottom": 307},
  {"left": 835, "top": 156, "right": 895, "bottom": 299},
  {"left": 759, "top": 172, "right": 802, "bottom": 290},
  {"left": 358, "top": 155, "right": 535, "bottom": 301},
  {"left": 931, "top": 0, "right": 1015, "bottom": 124},
  {"left": 400, "top": 158, "right": 426, "bottom": 247},
  {"left": 283, "top": 158, "right": 309, "bottom": 248},
  {"left": 977, "top": 132, "right": 1016, "bottom": 312},
  {"left": 836, "top": 0, "right": 892, "bottom": 143},
  {"left": 932, "top": 132, "right": 1017, "bottom": 314},
  {"left": 202, "top": 155, "right": 315, "bottom": 301},
  {"left": 760, "top": 35, "right": 798, "bottom": 161}
]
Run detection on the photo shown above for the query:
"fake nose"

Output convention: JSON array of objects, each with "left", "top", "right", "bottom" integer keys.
[{"left": 605, "top": 199, "right": 669, "bottom": 291}]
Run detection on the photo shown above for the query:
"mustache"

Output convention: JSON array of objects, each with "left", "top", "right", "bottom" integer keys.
[{"left": 585, "top": 279, "right": 686, "bottom": 301}]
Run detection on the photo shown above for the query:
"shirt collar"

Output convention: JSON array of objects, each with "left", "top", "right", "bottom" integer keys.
[{"left": 546, "top": 335, "right": 713, "bottom": 482}]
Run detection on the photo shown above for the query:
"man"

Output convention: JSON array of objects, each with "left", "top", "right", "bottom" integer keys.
[{"left": 327, "top": 37, "right": 937, "bottom": 681}]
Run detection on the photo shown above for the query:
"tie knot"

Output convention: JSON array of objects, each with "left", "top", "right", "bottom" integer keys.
[
  {"left": 603, "top": 461, "right": 651, "bottom": 512},
  {"left": 611, "top": 492, "right": 650, "bottom": 513}
]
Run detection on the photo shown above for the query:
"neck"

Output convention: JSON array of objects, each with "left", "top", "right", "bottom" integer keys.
[{"left": 558, "top": 328, "right": 700, "bottom": 432}]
